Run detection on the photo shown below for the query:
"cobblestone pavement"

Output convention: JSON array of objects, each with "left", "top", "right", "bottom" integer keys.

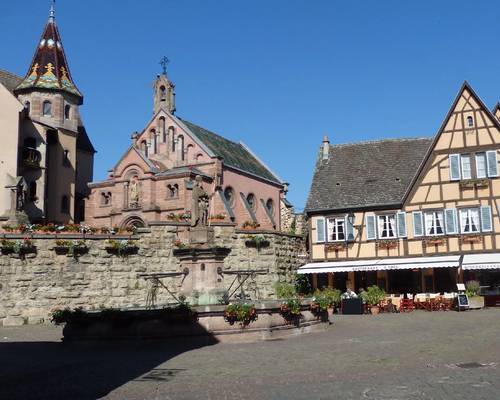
[{"left": 1, "top": 309, "right": 499, "bottom": 399}]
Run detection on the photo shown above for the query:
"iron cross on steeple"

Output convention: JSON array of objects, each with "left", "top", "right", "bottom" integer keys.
[{"left": 159, "top": 56, "right": 170, "bottom": 75}]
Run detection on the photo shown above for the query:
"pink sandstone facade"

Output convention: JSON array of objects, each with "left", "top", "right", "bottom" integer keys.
[{"left": 85, "top": 72, "right": 287, "bottom": 230}]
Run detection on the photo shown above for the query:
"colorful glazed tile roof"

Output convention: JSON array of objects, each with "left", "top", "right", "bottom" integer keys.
[{"left": 15, "top": 8, "right": 82, "bottom": 100}]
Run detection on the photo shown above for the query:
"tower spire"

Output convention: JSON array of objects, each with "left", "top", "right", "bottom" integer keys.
[
  {"left": 15, "top": 1, "right": 83, "bottom": 103},
  {"left": 49, "top": 1, "right": 56, "bottom": 22}
]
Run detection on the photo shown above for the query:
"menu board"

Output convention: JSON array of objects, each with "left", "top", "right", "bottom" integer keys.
[{"left": 457, "top": 294, "right": 469, "bottom": 308}]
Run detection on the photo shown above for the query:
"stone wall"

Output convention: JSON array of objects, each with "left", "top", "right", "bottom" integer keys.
[{"left": 0, "top": 224, "right": 305, "bottom": 326}]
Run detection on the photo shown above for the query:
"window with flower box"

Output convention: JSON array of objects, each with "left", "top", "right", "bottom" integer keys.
[
  {"left": 449, "top": 151, "right": 498, "bottom": 181},
  {"left": 327, "top": 217, "right": 345, "bottom": 241},
  {"left": 425, "top": 211, "right": 444, "bottom": 235}
]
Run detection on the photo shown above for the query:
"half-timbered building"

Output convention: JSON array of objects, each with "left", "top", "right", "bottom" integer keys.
[{"left": 300, "top": 82, "right": 500, "bottom": 299}]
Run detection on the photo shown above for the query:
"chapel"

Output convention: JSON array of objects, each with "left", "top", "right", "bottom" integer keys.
[{"left": 84, "top": 65, "right": 289, "bottom": 230}]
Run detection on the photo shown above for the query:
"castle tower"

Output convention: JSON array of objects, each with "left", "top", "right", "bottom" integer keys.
[
  {"left": 14, "top": 3, "right": 82, "bottom": 132},
  {"left": 7, "top": 3, "right": 95, "bottom": 224},
  {"left": 153, "top": 57, "right": 176, "bottom": 114}
]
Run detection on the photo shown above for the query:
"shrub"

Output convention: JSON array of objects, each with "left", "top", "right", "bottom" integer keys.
[
  {"left": 465, "top": 280, "right": 481, "bottom": 297},
  {"left": 280, "top": 298, "right": 301, "bottom": 316},
  {"left": 311, "top": 288, "right": 341, "bottom": 311},
  {"left": 274, "top": 282, "right": 297, "bottom": 299},
  {"left": 294, "top": 273, "right": 312, "bottom": 295},
  {"left": 364, "top": 285, "right": 386, "bottom": 306}
]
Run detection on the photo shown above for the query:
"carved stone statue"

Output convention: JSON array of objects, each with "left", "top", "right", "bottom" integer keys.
[
  {"left": 191, "top": 176, "right": 210, "bottom": 227},
  {"left": 16, "top": 179, "right": 28, "bottom": 211},
  {"left": 129, "top": 177, "right": 140, "bottom": 208}
]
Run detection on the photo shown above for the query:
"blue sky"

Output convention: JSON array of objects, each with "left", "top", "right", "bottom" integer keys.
[{"left": 3, "top": 1, "right": 500, "bottom": 210}]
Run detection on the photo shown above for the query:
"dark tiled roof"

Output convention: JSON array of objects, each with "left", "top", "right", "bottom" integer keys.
[
  {"left": 0, "top": 69, "right": 22, "bottom": 93},
  {"left": 180, "top": 119, "right": 282, "bottom": 185},
  {"left": 77, "top": 125, "right": 96, "bottom": 153},
  {"left": 305, "top": 137, "right": 432, "bottom": 213}
]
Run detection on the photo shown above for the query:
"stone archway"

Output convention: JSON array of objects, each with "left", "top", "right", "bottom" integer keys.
[{"left": 120, "top": 216, "right": 146, "bottom": 230}]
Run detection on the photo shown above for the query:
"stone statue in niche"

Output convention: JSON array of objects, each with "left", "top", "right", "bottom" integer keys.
[
  {"left": 191, "top": 176, "right": 210, "bottom": 227},
  {"left": 129, "top": 176, "right": 140, "bottom": 208},
  {"left": 16, "top": 179, "right": 28, "bottom": 211}
]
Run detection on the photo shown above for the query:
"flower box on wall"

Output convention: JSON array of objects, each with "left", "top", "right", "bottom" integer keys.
[
  {"left": 376, "top": 239, "right": 399, "bottom": 250},
  {"left": 460, "top": 235, "right": 482, "bottom": 244},
  {"left": 53, "top": 240, "right": 88, "bottom": 256},
  {"left": 423, "top": 237, "right": 447, "bottom": 246},
  {"left": 325, "top": 243, "right": 347, "bottom": 252},
  {"left": 459, "top": 178, "right": 489, "bottom": 189}
]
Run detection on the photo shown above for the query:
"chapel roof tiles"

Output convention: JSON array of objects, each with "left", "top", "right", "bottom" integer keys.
[
  {"left": 305, "top": 137, "right": 432, "bottom": 213},
  {"left": 180, "top": 118, "right": 283, "bottom": 185}
]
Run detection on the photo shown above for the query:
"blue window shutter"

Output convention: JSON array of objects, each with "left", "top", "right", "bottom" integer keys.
[
  {"left": 345, "top": 215, "right": 355, "bottom": 241},
  {"left": 316, "top": 218, "right": 325, "bottom": 242},
  {"left": 397, "top": 212, "right": 407, "bottom": 237},
  {"left": 413, "top": 212, "right": 423, "bottom": 237},
  {"left": 445, "top": 209, "right": 458, "bottom": 234},
  {"left": 366, "top": 215, "right": 376, "bottom": 240},
  {"left": 449, "top": 154, "right": 461, "bottom": 181},
  {"left": 486, "top": 150, "right": 498, "bottom": 177},
  {"left": 480, "top": 206, "right": 493, "bottom": 232}
]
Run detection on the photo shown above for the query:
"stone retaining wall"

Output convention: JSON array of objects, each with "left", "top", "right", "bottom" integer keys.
[{"left": 0, "top": 224, "right": 304, "bottom": 326}]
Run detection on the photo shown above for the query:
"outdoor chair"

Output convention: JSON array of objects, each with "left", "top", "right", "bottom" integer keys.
[{"left": 400, "top": 298, "right": 414, "bottom": 312}]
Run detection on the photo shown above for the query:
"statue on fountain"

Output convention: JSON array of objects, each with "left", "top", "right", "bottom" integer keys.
[{"left": 191, "top": 176, "right": 210, "bottom": 228}]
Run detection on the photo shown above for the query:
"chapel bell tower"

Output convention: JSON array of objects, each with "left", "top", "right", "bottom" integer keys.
[{"left": 153, "top": 57, "right": 176, "bottom": 115}]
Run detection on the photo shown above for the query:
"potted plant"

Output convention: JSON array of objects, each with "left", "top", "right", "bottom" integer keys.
[
  {"left": 223, "top": 303, "right": 258, "bottom": 327},
  {"left": 364, "top": 285, "right": 386, "bottom": 315},
  {"left": 54, "top": 240, "right": 88, "bottom": 257},
  {"left": 279, "top": 298, "right": 302, "bottom": 324},
  {"left": 105, "top": 239, "right": 139, "bottom": 257},
  {"left": 461, "top": 235, "right": 482, "bottom": 244},
  {"left": 208, "top": 213, "right": 226, "bottom": 222},
  {"left": 310, "top": 288, "right": 341, "bottom": 320},
  {"left": 465, "top": 280, "right": 484, "bottom": 309},
  {"left": 245, "top": 234, "right": 270, "bottom": 250},
  {"left": 1, "top": 238, "right": 36, "bottom": 257},
  {"left": 241, "top": 220, "right": 260, "bottom": 230}
]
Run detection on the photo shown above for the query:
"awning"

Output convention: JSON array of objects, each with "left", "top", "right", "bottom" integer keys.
[
  {"left": 462, "top": 253, "right": 500, "bottom": 270},
  {"left": 297, "top": 255, "right": 461, "bottom": 274}
]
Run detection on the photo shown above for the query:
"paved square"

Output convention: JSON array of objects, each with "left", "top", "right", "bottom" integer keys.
[{"left": 1, "top": 309, "right": 499, "bottom": 399}]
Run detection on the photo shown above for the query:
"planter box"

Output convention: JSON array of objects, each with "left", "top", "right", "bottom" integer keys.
[
  {"left": 460, "top": 235, "right": 482, "bottom": 244},
  {"left": 468, "top": 296, "right": 484, "bottom": 309},
  {"left": 105, "top": 246, "right": 139, "bottom": 256},
  {"left": 54, "top": 246, "right": 88, "bottom": 256}
]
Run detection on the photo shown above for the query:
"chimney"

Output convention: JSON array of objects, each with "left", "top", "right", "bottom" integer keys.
[{"left": 322, "top": 135, "right": 330, "bottom": 161}]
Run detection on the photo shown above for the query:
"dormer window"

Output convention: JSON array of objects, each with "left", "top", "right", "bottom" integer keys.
[
  {"left": 64, "top": 105, "right": 71, "bottom": 120},
  {"left": 467, "top": 116, "right": 474, "bottom": 128},
  {"left": 42, "top": 101, "right": 52, "bottom": 116}
]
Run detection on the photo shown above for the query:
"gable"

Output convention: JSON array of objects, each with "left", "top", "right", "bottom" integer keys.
[
  {"left": 113, "top": 146, "right": 157, "bottom": 178},
  {"left": 494, "top": 104, "right": 500, "bottom": 123},
  {"left": 404, "top": 82, "right": 500, "bottom": 205},
  {"left": 434, "top": 83, "right": 500, "bottom": 151}
]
